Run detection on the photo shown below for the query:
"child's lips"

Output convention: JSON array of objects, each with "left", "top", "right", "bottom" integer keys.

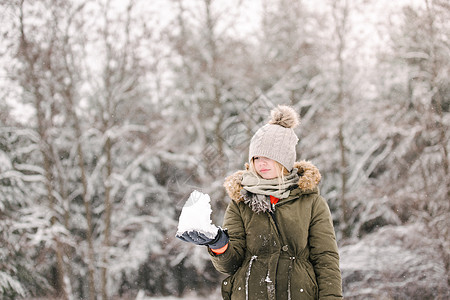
[{"left": 260, "top": 169, "right": 270, "bottom": 172}]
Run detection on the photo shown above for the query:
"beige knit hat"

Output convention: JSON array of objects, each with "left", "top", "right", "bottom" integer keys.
[{"left": 248, "top": 105, "right": 300, "bottom": 171}]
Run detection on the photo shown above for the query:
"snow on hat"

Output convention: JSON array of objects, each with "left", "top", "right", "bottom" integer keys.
[{"left": 248, "top": 105, "right": 300, "bottom": 171}]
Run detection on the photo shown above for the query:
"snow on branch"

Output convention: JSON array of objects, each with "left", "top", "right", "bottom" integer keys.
[
  {"left": 0, "top": 169, "right": 45, "bottom": 183},
  {"left": 341, "top": 223, "right": 448, "bottom": 299},
  {"left": 0, "top": 271, "right": 26, "bottom": 298}
]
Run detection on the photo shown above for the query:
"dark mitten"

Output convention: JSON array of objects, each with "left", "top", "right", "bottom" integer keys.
[
  {"left": 177, "top": 228, "right": 229, "bottom": 249},
  {"left": 207, "top": 228, "right": 229, "bottom": 250},
  {"left": 177, "top": 230, "right": 216, "bottom": 245}
]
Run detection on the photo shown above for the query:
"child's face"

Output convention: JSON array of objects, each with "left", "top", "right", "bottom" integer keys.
[{"left": 253, "top": 156, "right": 280, "bottom": 179}]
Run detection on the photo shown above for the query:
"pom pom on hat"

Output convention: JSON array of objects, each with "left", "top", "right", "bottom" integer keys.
[
  {"left": 269, "top": 105, "right": 300, "bottom": 129},
  {"left": 248, "top": 105, "right": 300, "bottom": 171}
]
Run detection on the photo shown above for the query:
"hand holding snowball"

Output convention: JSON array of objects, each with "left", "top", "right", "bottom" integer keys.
[{"left": 176, "top": 190, "right": 228, "bottom": 251}]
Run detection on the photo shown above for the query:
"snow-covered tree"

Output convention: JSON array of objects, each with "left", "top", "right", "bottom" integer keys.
[
  {"left": 375, "top": 0, "right": 449, "bottom": 286},
  {"left": 1, "top": 0, "right": 448, "bottom": 298}
]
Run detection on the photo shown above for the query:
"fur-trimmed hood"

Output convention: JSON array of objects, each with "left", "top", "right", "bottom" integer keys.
[{"left": 223, "top": 160, "right": 321, "bottom": 202}]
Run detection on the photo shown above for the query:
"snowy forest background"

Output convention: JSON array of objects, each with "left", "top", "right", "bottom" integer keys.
[{"left": 0, "top": 0, "right": 449, "bottom": 299}]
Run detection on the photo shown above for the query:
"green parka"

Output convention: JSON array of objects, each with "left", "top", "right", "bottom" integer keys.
[{"left": 209, "top": 161, "right": 343, "bottom": 300}]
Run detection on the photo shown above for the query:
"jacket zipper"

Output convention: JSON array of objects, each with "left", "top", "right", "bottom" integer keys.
[
  {"left": 269, "top": 201, "right": 295, "bottom": 300},
  {"left": 269, "top": 206, "right": 281, "bottom": 237}
]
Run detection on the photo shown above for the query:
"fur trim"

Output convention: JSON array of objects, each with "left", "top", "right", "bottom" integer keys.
[
  {"left": 223, "top": 170, "right": 246, "bottom": 202},
  {"left": 268, "top": 105, "right": 300, "bottom": 129},
  {"left": 294, "top": 160, "right": 321, "bottom": 191},
  {"left": 224, "top": 160, "right": 321, "bottom": 202}
]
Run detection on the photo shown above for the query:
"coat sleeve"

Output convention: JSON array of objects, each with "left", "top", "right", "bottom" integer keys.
[
  {"left": 208, "top": 200, "right": 246, "bottom": 275},
  {"left": 309, "top": 195, "right": 343, "bottom": 299}
]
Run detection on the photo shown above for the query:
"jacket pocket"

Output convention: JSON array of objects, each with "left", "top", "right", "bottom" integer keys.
[
  {"left": 221, "top": 275, "right": 234, "bottom": 300},
  {"left": 290, "top": 262, "right": 318, "bottom": 299},
  {"left": 305, "top": 263, "right": 318, "bottom": 298}
]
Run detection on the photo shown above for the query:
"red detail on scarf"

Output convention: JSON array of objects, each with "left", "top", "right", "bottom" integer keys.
[{"left": 270, "top": 195, "right": 279, "bottom": 205}]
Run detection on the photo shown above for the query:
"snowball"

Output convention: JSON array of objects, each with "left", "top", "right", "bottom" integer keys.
[{"left": 176, "top": 190, "right": 218, "bottom": 239}]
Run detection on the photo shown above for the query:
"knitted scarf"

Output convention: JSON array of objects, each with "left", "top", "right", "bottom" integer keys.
[{"left": 240, "top": 169, "right": 299, "bottom": 213}]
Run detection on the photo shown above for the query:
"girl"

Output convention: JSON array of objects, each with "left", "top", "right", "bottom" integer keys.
[{"left": 177, "top": 105, "right": 343, "bottom": 299}]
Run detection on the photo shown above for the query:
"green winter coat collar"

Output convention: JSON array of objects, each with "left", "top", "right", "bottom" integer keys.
[{"left": 223, "top": 160, "right": 322, "bottom": 203}]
